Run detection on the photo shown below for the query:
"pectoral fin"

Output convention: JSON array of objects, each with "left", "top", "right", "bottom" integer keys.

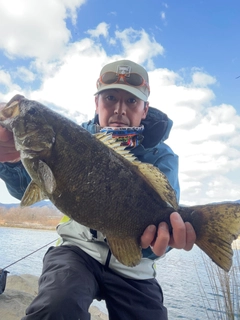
[
  {"left": 107, "top": 236, "right": 142, "bottom": 267},
  {"left": 20, "top": 161, "right": 55, "bottom": 207},
  {"left": 21, "top": 181, "right": 48, "bottom": 207},
  {"left": 38, "top": 160, "right": 56, "bottom": 194}
]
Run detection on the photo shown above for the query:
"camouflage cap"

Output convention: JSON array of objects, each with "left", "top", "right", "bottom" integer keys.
[{"left": 95, "top": 60, "right": 150, "bottom": 101}]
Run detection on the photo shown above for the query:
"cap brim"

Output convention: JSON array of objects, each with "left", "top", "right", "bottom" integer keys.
[{"left": 95, "top": 84, "right": 148, "bottom": 102}]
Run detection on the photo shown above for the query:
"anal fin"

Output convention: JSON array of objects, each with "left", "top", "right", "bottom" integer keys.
[{"left": 107, "top": 236, "right": 142, "bottom": 267}]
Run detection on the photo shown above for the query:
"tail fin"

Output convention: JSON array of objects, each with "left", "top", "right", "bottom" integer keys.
[{"left": 180, "top": 203, "right": 240, "bottom": 272}]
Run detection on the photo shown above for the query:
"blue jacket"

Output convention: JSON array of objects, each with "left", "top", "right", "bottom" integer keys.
[
  {"left": 0, "top": 106, "right": 179, "bottom": 279},
  {"left": 81, "top": 107, "right": 180, "bottom": 202}
]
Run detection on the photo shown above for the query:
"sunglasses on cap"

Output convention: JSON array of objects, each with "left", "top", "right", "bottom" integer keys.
[{"left": 97, "top": 72, "right": 150, "bottom": 92}]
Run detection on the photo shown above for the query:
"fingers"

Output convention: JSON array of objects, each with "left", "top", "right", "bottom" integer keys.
[
  {"left": 141, "top": 222, "right": 170, "bottom": 257},
  {"left": 0, "top": 126, "right": 20, "bottom": 162},
  {"left": 141, "top": 212, "right": 197, "bottom": 258},
  {"left": 169, "top": 212, "right": 186, "bottom": 249},
  {"left": 184, "top": 222, "right": 196, "bottom": 251},
  {"left": 169, "top": 212, "right": 196, "bottom": 250},
  {"left": 141, "top": 225, "right": 157, "bottom": 249},
  {"left": 151, "top": 222, "right": 170, "bottom": 256},
  {"left": 0, "top": 152, "right": 20, "bottom": 162},
  {"left": 0, "top": 126, "right": 14, "bottom": 143}
]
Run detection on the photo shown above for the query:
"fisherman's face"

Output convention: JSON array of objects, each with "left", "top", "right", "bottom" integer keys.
[{"left": 95, "top": 89, "right": 149, "bottom": 127}]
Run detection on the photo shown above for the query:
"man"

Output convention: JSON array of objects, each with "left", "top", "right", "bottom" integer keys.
[{"left": 0, "top": 60, "right": 196, "bottom": 320}]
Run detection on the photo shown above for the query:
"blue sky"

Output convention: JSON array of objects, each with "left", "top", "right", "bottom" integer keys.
[
  {"left": 73, "top": 0, "right": 240, "bottom": 108},
  {"left": 0, "top": 0, "right": 240, "bottom": 205}
]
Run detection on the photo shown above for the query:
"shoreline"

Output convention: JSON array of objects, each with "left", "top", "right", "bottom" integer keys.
[
  {"left": 1, "top": 224, "right": 240, "bottom": 243},
  {"left": 0, "top": 274, "right": 108, "bottom": 320},
  {"left": 0, "top": 223, "right": 57, "bottom": 231}
]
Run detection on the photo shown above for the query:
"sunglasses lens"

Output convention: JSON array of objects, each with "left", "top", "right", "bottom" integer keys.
[
  {"left": 100, "top": 72, "right": 146, "bottom": 88},
  {"left": 125, "top": 73, "right": 143, "bottom": 86},
  {"left": 101, "top": 72, "right": 119, "bottom": 84}
]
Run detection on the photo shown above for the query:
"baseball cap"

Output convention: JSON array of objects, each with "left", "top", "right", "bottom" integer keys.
[{"left": 95, "top": 60, "right": 150, "bottom": 101}]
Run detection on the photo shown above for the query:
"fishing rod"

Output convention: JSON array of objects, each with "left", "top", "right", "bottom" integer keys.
[
  {"left": 0, "top": 237, "right": 58, "bottom": 294},
  {"left": 2, "top": 237, "right": 58, "bottom": 270}
]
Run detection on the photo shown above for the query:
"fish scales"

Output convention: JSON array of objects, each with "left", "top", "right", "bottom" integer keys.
[
  {"left": 0, "top": 96, "right": 174, "bottom": 240},
  {"left": 0, "top": 94, "right": 240, "bottom": 271}
]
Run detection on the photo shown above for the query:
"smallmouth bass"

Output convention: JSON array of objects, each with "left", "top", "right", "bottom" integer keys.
[{"left": 0, "top": 94, "right": 240, "bottom": 271}]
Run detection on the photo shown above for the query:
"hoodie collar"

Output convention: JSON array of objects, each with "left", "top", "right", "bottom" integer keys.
[
  {"left": 140, "top": 107, "right": 173, "bottom": 148},
  {"left": 82, "top": 106, "right": 173, "bottom": 149}
]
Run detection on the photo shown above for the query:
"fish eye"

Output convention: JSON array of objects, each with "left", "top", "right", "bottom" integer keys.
[{"left": 28, "top": 108, "right": 37, "bottom": 115}]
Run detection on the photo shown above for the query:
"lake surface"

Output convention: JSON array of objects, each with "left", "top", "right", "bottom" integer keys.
[{"left": 0, "top": 227, "right": 239, "bottom": 319}]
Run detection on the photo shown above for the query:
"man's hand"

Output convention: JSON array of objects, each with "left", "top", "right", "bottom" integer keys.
[
  {"left": 0, "top": 103, "right": 20, "bottom": 162},
  {"left": 0, "top": 126, "right": 20, "bottom": 162},
  {"left": 141, "top": 212, "right": 196, "bottom": 257}
]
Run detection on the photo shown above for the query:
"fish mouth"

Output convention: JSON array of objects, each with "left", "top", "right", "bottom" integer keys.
[
  {"left": 16, "top": 129, "right": 40, "bottom": 141},
  {"left": 0, "top": 101, "right": 20, "bottom": 121}
]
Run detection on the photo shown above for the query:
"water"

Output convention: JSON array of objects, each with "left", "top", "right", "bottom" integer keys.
[
  {"left": 0, "top": 227, "right": 239, "bottom": 319},
  {"left": 0, "top": 227, "right": 58, "bottom": 275},
  {"left": 156, "top": 245, "right": 240, "bottom": 319}
]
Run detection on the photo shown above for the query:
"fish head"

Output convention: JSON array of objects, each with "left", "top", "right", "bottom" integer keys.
[{"left": 0, "top": 94, "right": 56, "bottom": 159}]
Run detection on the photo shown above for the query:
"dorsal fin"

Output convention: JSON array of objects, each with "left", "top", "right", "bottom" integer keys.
[{"left": 95, "top": 133, "right": 178, "bottom": 210}]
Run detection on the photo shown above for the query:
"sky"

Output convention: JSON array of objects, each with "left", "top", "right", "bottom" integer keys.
[{"left": 0, "top": 0, "right": 239, "bottom": 205}]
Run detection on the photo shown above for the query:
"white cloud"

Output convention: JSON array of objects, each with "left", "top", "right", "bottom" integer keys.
[
  {"left": 192, "top": 71, "right": 216, "bottom": 87},
  {"left": 0, "top": 0, "right": 86, "bottom": 60},
  {"left": 86, "top": 22, "right": 109, "bottom": 38},
  {"left": 28, "top": 36, "right": 110, "bottom": 119},
  {"left": 14, "top": 23, "right": 166, "bottom": 119},
  {"left": 15, "top": 66, "right": 36, "bottom": 82},
  {"left": 0, "top": 69, "right": 21, "bottom": 99},
  {"left": 160, "top": 11, "right": 166, "bottom": 20},
  {"left": 0, "top": 70, "right": 13, "bottom": 87},
  {"left": 62, "top": 0, "right": 87, "bottom": 25},
  {"left": 206, "top": 176, "right": 240, "bottom": 202},
  {"left": 114, "top": 28, "right": 164, "bottom": 69},
  {"left": 0, "top": 7, "right": 239, "bottom": 206},
  {"left": 149, "top": 68, "right": 216, "bottom": 129},
  {"left": 146, "top": 66, "right": 240, "bottom": 204}
]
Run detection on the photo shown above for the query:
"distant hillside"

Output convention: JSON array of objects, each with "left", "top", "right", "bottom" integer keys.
[
  {"left": 211, "top": 199, "right": 240, "bottom": 205},
  {"left": 0, "top": 201, "right": 63, "bottom": 230},
  {"left": 2, "top": 199, "right": 240, "bottom": 209},
  {"left": 0, "top": 200, "right": 55, "bottom": 209}
]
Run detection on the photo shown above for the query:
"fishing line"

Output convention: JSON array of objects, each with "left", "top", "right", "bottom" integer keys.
[{"left": 3, "top": 238, "right": 59, "bottom": 270}]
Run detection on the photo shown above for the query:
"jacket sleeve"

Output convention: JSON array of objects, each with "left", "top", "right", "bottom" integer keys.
[
  {"left": 140, "top": 142, "right": 179, "bottom": 259},
  {"left": 0, "top": 162, "right": 31, "bottom": 200},
  {"left": 153, "top": 142, "right": 180, "bottom": 203}
]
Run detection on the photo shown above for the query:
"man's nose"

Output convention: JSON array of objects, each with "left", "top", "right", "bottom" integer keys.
[{"left": 114, "top": 102, "right": 126, "bottom": 115}]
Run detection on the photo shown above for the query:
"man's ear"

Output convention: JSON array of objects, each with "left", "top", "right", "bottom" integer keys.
[
  {"left": 141, "top": 102, "right": 149, "bottom": 120},
  {"left": 95, "top": 95, "right": 99, "bottom": 114}
]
